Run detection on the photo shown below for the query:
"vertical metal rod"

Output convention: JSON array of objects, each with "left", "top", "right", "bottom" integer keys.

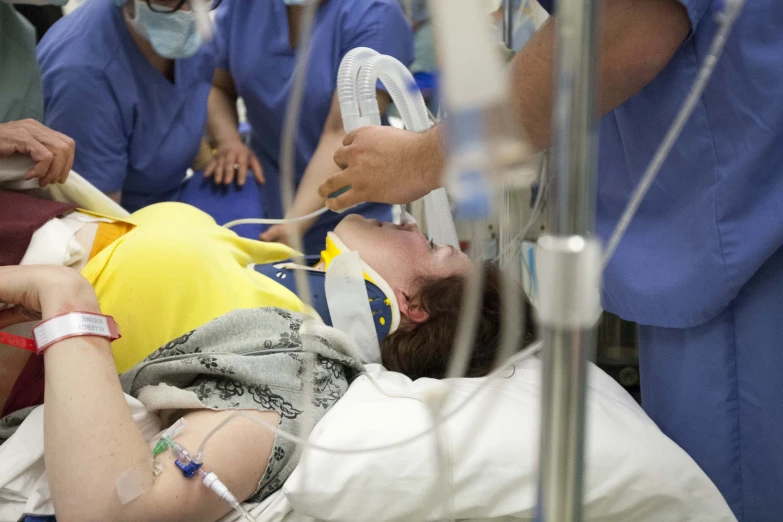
[
  {"left": 536, "top": 0, "right": 601, "bottom": 518},
  {"left": 502, "top": 0, "right": 514, "bottom": 50},
  {"left": 549, "top": 0, "right": 600, "bottom": 236}
]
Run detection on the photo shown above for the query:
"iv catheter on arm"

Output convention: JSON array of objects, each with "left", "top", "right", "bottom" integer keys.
[{"left": 152, "top": 432, "right": 256, "bottom": 522}]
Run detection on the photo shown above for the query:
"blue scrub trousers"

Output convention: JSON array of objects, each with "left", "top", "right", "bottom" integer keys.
[{"left": 639, "top": 246, "right": 783, "bottom": 522}]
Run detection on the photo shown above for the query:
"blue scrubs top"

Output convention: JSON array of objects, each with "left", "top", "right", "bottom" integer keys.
[
  {"left": 538, "top": 0, "right": 783, "bottom": 328},
  {"left": 209, "top": 0, "right": 414, "bottom": 254},
  {"left": 37, "top": 0, "right": 214, "bottom": 213}
]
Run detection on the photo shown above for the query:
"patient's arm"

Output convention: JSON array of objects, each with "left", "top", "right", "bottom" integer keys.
[
  {"left": 0, "top": 307, "right": 36, "bottom": 413},
  {"left": 0, "top": 266, "right": 278, "bottom": 522}
]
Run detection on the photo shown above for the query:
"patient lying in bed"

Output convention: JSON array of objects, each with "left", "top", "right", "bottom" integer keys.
[{"left": 0, "top": 190, "right": 533, "bottom": 521}]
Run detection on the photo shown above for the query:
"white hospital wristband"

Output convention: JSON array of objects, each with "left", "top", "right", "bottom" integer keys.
[{"left": 33, "top": 312, "right": 121, "bottom": 354}]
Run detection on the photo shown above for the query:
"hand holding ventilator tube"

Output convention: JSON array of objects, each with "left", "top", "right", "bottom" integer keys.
[{"left": 318, "top": 126, "right": 445, "bottom": 211}]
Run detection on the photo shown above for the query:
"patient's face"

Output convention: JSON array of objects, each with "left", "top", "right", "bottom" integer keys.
[{"left": 334, "top": 215, "right": 471, "bottom": 291}]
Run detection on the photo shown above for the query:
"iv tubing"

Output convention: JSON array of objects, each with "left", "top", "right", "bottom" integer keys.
[
  {"left": 278, "top": 0, "right": 318, "bottom": 309},
  {"left": 450, "top": 252, "right": 530, "bottom": 486},
  {"left": 164, "top": 438, "right": 255, "bottom": 522},
  {"left": 602, "top": 0, "right": 744, "bottom": 268},
  {"left": 277, "top": 0, "right": 319, "bottom": 498},
  {"left": 499, "top": 152, "right": 548, "bottom": 264},
  {"left": 189, "top": 0, "right": 213, "bottom": 40},
  {"left": 222, "top": 207, "right": 328, "bottom": 229},
  {"left": 193, "top": 340, "right": 542, "bottom": 458},
  {"left": 444, "top": 224, "right": 488, "bottom": 379}
]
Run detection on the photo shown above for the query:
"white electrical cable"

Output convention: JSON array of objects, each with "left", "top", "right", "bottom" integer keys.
[
  {"left": 427, "top": 394, "right": 457, "bottom": 522},
  {"left": 498, "top": 152, "right": 548, "bottom": 265},
  {"left": 276, "top": 0, "right": 320, "bottom": 501},
  {"left": 189, "top": 0, "right": 213, "bottom": 41},
  {"left": 450, "top": 226, "right": 532, "bottom": 481},
  {"left": 222, "top": 207, "right": 328, "bottom": 230},
  {"left": 194, "top": 340, "right": 542, "bottom": 458},
  {"left": 602, "top": 0, "right": 744, "bottom": 268},
  {"left": 444, "top": 223, "right": 489, "bottom": 379}
]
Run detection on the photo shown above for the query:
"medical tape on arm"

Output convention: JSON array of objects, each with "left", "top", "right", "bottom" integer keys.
[
  {"left": 115, "top": 460, "right": 154, "bottom": 505},
  {"left": 324, "top": 251, "right": 381, "bottom": 364}
]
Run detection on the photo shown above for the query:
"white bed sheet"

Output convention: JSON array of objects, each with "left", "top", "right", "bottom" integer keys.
[
  {"left": 217, "top": 492, "right": 523, "bottom": 522},
  {"left": 0, "top": 395, "right": 161, "bottom": 521}
]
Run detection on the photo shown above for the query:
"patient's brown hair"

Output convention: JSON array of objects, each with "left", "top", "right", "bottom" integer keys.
[{"left": 381, "top": 262, "right": 536, "bottom": 380}]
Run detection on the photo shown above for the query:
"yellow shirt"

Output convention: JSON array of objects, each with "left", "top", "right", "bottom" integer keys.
[{"left": 81, "top": 203, "right": 308, "bottom": 373}]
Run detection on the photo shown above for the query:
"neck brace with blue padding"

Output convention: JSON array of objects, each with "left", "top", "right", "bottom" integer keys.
[{"left": 251, "top": 233, "right": 400, "bottom": 351}]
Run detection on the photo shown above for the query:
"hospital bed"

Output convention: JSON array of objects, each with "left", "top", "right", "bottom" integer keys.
[
  {"left": 0, "top": 351, "right": 736, "bottom": 522},
  {"left": 0, "top": 168, "right": 735, "bottom": 522}
]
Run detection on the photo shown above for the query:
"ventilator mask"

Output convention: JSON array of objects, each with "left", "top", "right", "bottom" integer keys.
[{"left": 126, "top": 0, "right": 202, "bottom": 59}]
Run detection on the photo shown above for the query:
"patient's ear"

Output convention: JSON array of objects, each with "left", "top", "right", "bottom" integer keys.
[{"left": 396, "top": 289, "right": 429, "bottom": 325}]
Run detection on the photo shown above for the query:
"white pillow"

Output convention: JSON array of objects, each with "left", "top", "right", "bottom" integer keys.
[{"left": 284, "top": 359, "right": 735, "bottom": 522}]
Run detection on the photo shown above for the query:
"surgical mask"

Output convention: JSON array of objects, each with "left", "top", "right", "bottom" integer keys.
[
  {"left": 126, "top": 0, "right": 202, "bottom": 59},
  {"left": 1, "top": 0, "right": 67, "bottom": 4}
]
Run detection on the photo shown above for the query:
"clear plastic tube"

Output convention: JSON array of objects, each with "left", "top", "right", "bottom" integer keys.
[
  {"left": 193, "top": 340, "right": 542, "bottom": 458},
  {"left": 356, "top": 55, "right": 429, "bottom": 131},
  {"left": 163, "top": 437, "right": 256, "bottom": 521},
  {"left": 452, "top": 259, "right": 529, "bottom": 468},
  {"left": 336, "top": 47, "right": 381, "bottom": 133},
  {"left": 278, "top": 0, "right": 318, "bottom": 311},
  {"left": 189, "top": 0, "right": 213, "bottom": 41},
  {"left": 498, "top": 152, "right": 548, "bottom": 290},
  {"left": 222, "top": 207, "right": 328, "bottom": 230},
  {"left": 277, "top": 0, "right": 319, "bottom": 498},
  {"left": 354, "top": 53, "right": 460, "bottom": 247},
  {"left": 445, "top": 223, "right": 487, "bottom": 379},
  {"left": 602, "top": 0, "right": 744, "bottom": 268}
]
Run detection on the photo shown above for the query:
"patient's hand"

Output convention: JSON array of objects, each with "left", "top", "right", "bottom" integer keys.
[
  {"left": 0, "top": 265, "right": 99, "bottom": 321},
  {"left": 0, "top": 119, "right": 74, "bottom": 186},
  {"left": 259, "top": 223, "right": 293, "bottom": 246}
]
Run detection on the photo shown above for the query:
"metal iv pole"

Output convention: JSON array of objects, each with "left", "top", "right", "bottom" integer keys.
[
  {"left": 502, "top": 0, "right": 515, "bottom": 50},
  {"left": 535, "top": 0, "right": 602, "bottom": 520}
]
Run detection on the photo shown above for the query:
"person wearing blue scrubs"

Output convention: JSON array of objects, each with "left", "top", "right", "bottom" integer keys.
[
  {"left": 319, "top": 0, "right": 783, "bottom": 519},
  {"left": 0, "top": 0, "right": 75, "bottom": 187},
  {"left": 201, "top": 0, "right": 413, "bottom": 255},
  {"left": 36, "top": 0, "right": 217, "bottom": 213}
]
